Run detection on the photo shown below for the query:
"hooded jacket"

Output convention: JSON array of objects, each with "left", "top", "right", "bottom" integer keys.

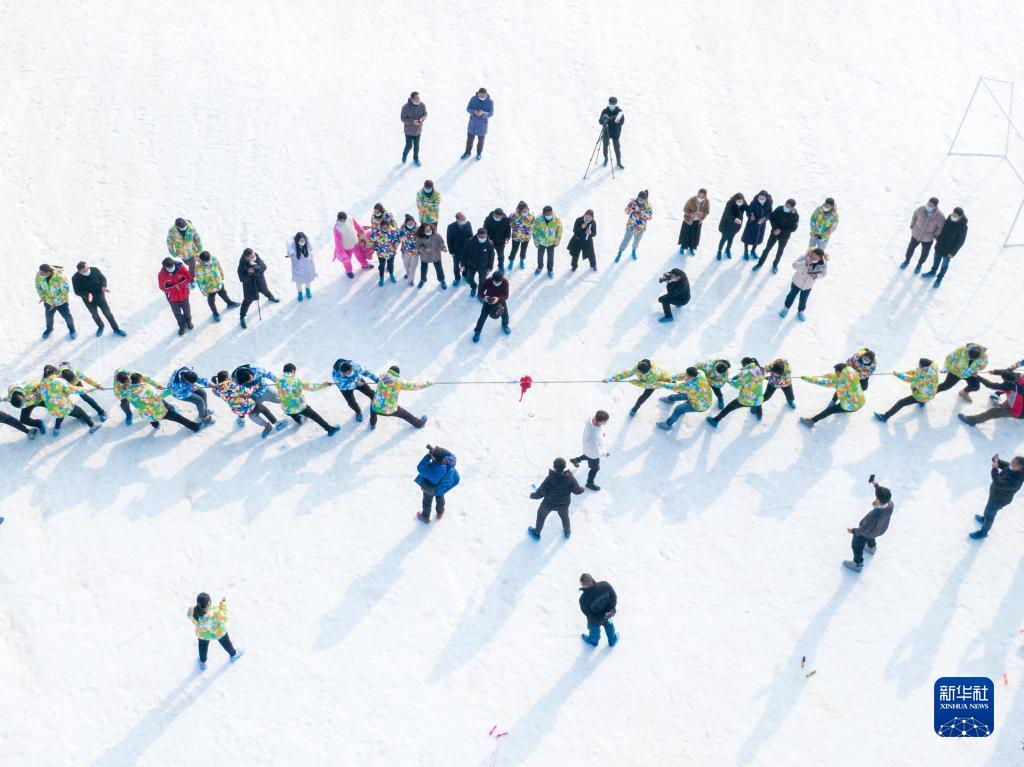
[
  {"left": 416, "top": 188, "right": 442, "bottom": 225},
  {"left": 530, "top": 469, "right": 584, "bottom": 509},
  {"left": 332, "top": 361, "right": 379, "bottom": 391},
  {"left": 194, "top": 255, "right": 226, "bottom": 295},
  {"left": 189, "top": 598, "right": 228, "bottom": 640},
  {"left": 415, "top": 449, "right": 460, "bottom": 496},
  {"left": 579, "top": 582, "right": 617, "bottom": 624},
  {"left": 934, "top": 214, "right": 968, "bottom": 257},
  {"left": 944, "top": 344, "right": 988, "bottom": 379},
  {"left": 166, "top": 221, "right": 203, "bottom": 261},
  {"left": 36, "top": 268, "right": 70, "bottom": 306}
]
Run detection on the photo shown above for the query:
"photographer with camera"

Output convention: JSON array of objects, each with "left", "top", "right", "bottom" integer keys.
[
  {"left": 657, "top": 268, "right": 690, "bottom": 323},
  {"left": 472, "top": 270, "right": 511, "bottom": 342},
  {"left": 843, "top": 476, "right": 894, "bottom": 572},
  {"left": 416, "top": 445, "right": 460, "bottom": 524},
  {"left": 599, "top": 97, "right": 625, "bottom": 169}
]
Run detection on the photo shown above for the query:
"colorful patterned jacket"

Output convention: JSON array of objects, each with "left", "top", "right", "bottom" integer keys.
[
  {"left": 372, "top": 372, "right": 429, "bottom": 415},
  {"left": 531, "top": 215, "right": 563, "bottom": 247},
  {"left": 40, "top": 375, "right": 81, "bottom": 417},
  {"left": 194, "top": 255, "right": 225, "bottom": 295},
  {"left": 276, "top": 373, "right": 330, "bottom": 415},
  {"left": 728, "top": 363, "right": 766, "bottom": 407},
  {"left": 113, "top": 369, "right": 163, "bottom": 400},
  {"left": 126, "top": 381, "right": 172, "bottom": 423},
  {"left": 58, "top": 365, "right": 101, "bottom": 389},
  {"left": 35, "top": 268, "right": 70, "bottom": 306},
  {"left": 944, "top": 344, "right": 988, "bottom": 379},
  {"left": 809, "top": 205, "right": 839, "bottom": 239},
  {"left": 609, "top": 362, "right": 673, "bottom": 389},
  {"left": 802, "top": 366, "right": 865, "bottom": 412},
  {"left": 895, "top": 365, "right": 940, "bottom": 403},
  {"left": 166, "top": 221, "right": 203, "bottom": 261},
  {"left": 659, "top": 370, "right": 713, "bottom": 412},
  {"left": 846, "top": 349, "right": 877, "bottom": 380},
  {"left": 189, "top": 598, "right": 228, "bottom": 640},
  {"left": 697, "top": 359, "right": 731, "bottom": 389},
  {"left": 766, "top": 359, "right": 792, "bottom": 388},
  {"left": 211, "top": 378, "right": 258, "bottom": 417},
  {"left": 400, "top": 224, "right": 419, "bottom": 257},
  {"left": 511, "top": 211, "right": 535, "bottom": 242},
  {"left": 625, "top": 199, "right": 653, "bottom": 232},
  {"left": 7, "top": 380, "right": 43, "bottom": 408},
  {"left": 416, "top": 189, "right": 441, "bottom": 225},
  {"left": 370, "top": 212, "right": 401, "bottom": 257},
  {"left": 332, "top": 361, "right": 380, "bottom": 391}
]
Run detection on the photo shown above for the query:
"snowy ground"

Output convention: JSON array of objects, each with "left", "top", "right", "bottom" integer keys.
[{"left": 2, "top": 2, "right": 1024, "bottom": 765}]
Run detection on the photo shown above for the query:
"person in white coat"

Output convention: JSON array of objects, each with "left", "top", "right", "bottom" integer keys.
[
  {"left": 778, "top": 247, "right": 828, "bottom": 322},
  {"left": 287, "top": 232, "right": 318, "bottom": 301},
  {"left": 569, "top": 410, "right": 610, "bottom": 491}
]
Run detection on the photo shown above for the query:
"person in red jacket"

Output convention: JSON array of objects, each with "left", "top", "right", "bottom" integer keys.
[
  {"left": 472, "top": 270, "right": 510, "bottom": 342},
  {"left": 159, "top": 257, "right": 193, "bottom": 336}
]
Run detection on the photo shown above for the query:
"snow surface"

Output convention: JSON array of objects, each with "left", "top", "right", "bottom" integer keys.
[{"left": 2, "top": 2, "right": 1024, "bottom": 765}]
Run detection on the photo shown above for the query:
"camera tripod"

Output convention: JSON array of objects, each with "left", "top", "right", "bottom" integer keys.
[{"left": 583, "top": 123, "right": 616, "bottom": 180}]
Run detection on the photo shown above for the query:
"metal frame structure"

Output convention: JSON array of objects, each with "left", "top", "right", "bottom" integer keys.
[{"left": 947, "top": 76, "right": 1024, "bottom": 248}]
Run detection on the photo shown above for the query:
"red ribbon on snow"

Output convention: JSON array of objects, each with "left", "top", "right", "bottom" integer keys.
[{"left": 518, "top": 375, "right": 533, "bottom": 401}]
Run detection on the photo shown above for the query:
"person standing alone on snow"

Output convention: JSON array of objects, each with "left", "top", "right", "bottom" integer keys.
[
  {"left": 71, "top": 261, "right": 126, "bottom": 337},
  {"left": 188, "top": 593, "right": 243, "bottom": 670},
  {"left": 969, "top": 454, "right": 1024, "bottom": 539},
  {"left": 528, "top": 457, "right": 584, "bottom": 540},
  {"left": 462, "top": 87, "right": 493, "bottom": 160},
  {"left": 237, "top": 248, "right": 279, "bottom": 329},
  {"left": 571, "top": 410, "right": 610, "bottom": 491},
  {"left": 599, "top": 96, "right": 625, "bottom": 169},
  {"left": 579, "top": 573, "right": 618, "bottom": 647},
  {"left": 920, "top": 207, "right": 968, "bottom": 288},
  {"left": 617, "top": 191, "right": 653, "bottom": 262},
  {"left": 400, "top": 91, "right": 427, "bottom": 166},
  {"left": 778, "top": 248, "right": 827, "bottom": 321},
  {"left": 843, "top": 479, "right": 894, "bottom": 572},
  {"left": 287, "top": 232, "right": 317, "bottom": 302},
  {"left": 36, "top": 264, "right": 76, "bottom": 340},
  {"left": 901, "top": 197, "right": 944, "bottom": 271},
  {"left": 416, "top": 445, "right": 460, "bottom": 523}
]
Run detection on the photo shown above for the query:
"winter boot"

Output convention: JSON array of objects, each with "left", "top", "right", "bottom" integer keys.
[
  {"left": 631, "top": 249, "right": 637, "bottom": 260},
  {"left": 797, "top": 311, "right": 807, "bottom": 321},
  {"left": 899, "top": 259, "right": 910, "bottom": 269},
  {"left": 778, "top": 308, "right": 789, "bottom": 318},
  {"left": 417, "top": 280, "right": 425, "bottom": 289},
  {"left": 52, "top": 427, "right": 61, "bottom": 438},
  {"left": 389, "top": 274, "right": 397, "bottom": 283},
  {"left": 440, "top": 281, "right": 447, "bottom": 289},
  {"left": 261, "top": 424, "right": 273, "bottom": 438},
  {"left": 799, "top": 417, "right": 815, "bottom": 428},
  {"left": 842, "top": 560, "right": 863, "bottom": 572},
  {"left": 41, "top": 329, "right": 52, "bottom": 339},
  {"left": 212, "top": 313, "right": 221, "bottom": 322},
  {"left": 527, "top": 526, "right": 540, "bottom": 540},
  {"left": 585, "top": 482, "right": 601, "bottom": 492},
  {"left": 416, "top": 511, "right": 430, "bottom": 524},
  {"left": 327, "top": 425, "right": 340, "bottom": 437},
  {"left": 378, "top": 275, "right": 385, "bottom": 287},
  {"left": 933, "top": 278, "right": 943, "bottom": 288},
  {"left": 297, "top": 290, "right": 304, "bottom": 302},
  {"left": 114, "top": 329, "right": 128, "bottom": 336},
  {"left": 656, "top": 421, "right": 672, "bottom": 430},
  {"left": 97, "top": 410, "right": 108, "bottom": 422},
  {"left": 866, "top": 544, "right": 877, "bottom": 556},
  {"left": 274, "top": 420, "right": 288, "bottom": 432},
  {"left": 771, "top": 265, "right": 778, "bottom": 274},
  {"left": 519, "top": 259, "right": 526, "bottom": 270},
  {"left": 614, "top": 251, "right": 623, "bottom": 263},
  {"left": 95, "top": 326, "right": 105, "bottom": 337},
  {"left": 355, "top": 412, "right": 363, "bottom": 422},
  {"left": 563, "top": 530, "right": 571, "bottom": 539},
  {"left": 679, "top": 245, "right": 686, "bottom": 254},
  {"left": 198, "top": 660, "right": 207, "bottom": 671},
  {"left": 570, "top": 458, "right": 581, "bottom": 468},
  {"left": 472, "top": 331, "right": 480, "bottom": 343},
  {"left": 705, "top": 416, "right": 719, "bottom": 428},
  {"left": 659, "top": 316, "right": 674, "bottom": 323},
  {"left": 921, "top": 271, "right": 936, "bottom": 278},
  {"left": 502, "top": 325, "right": 511, "bottom": 335},
  {"left": 716, "top": 252, "right": 722, "bottom": 261},
  {"left": 305, "top": 287, "right": 312, "bottom": 299},
  {"left": 70, "top": 330, "right": 77, "bottom": 339},
  {"left": 346, "top": 272, "right": 354, "bottom": 278},
  {"left": 969, "top": 530, "right": 988, "bottom": 540},
  {"left": 240, "top": 317, "right": 247, "bottom": 329},
  {"left": 230, "top": 649, "right": 245, "bottom": 662},
  {"left": 725, "top": 250, "right": 733, "bottom": 259},
  {"left": 874, "top": 412, "right": 888, "bottom": 422},
  {"left": 913, "top": 264, "right": 922, "bottom": 274},
  {"left": 751, "top": 263, "right": 762, "bottom": 272}
]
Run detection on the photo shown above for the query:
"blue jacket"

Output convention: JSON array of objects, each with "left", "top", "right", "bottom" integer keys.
[
  {"left": 466, "top": 96, "right": 494, "bottom": 135},
  {"left": 168, "top": 367, "right": 210, "bottom": 399},
  {"left": 233, "top": 364, "right": 276, "bottom": 398},
  {"left": 332, "top": 360, "right": 380, "bottom": 391},
  {"left": 415, "top": 450, "right": 460, "bottom": 496}
]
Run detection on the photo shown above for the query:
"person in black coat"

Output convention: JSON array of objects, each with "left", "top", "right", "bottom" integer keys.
[
  {"left": 921, "top": 207, "right": 968, "bottom": 288},
  {"left": 754, "top": 199, "right": 799, "bottom": 272},
  {"left": 579, "top": 573, "right": 619, "bottom": 646},
  {"left": 741, "top": 190, "right": 773, "bottom": 260},
  {"left": 657, "top": 268, "right": 690, "bottom": 323},
  {"left": 71, "top": 261, "right": 126, "bottom": 337},
  {"left": 484, "top": 208, "right": 512, "bottom": 271},
  {"left": 599, "top": 97, "right": 625, "bottom": 169},
  {"left": 568, "top": 210, "right": 598, "bottom": 271},
  {"left": 843, "top": 480, "right": 894, "bottom": 572},
  {"left": 446, "top": 212, "right": 473, "bottom": 286},
  {"left": 236, "top": 248, "right": 279, "bottom": 329},
  {"left": 716, "top": 193, "right": 747, "bottom": 260},
  {"left": 969, "top": 453, "right": 1024, "bottom": 539},
  {"left": 460, "top": 229, "right": 495, "bottom": 296},
  {"left": 527, "top": 458, "right": 585, "bottom": 540}
]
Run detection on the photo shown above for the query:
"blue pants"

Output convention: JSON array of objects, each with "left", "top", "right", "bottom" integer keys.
[
  {"left": 666, "top": 401, "right": 697, "bottom": 427},
  {"left": 584, "top": 620, "right": 617, "bottom": 646},
  {"left": 926, "top": 252, "right": 950, "bottom": 278}
]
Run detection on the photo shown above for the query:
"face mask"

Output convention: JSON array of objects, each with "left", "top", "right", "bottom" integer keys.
[
  {"left": 822, "top": 205, "right": 832, "bottom": 212},
  {"left": 783, "top": 206, "right": 792, "bottom": 213},
  {"left": 584, "top": 216, "right": 592, "bottom": 222},
  {"left": 950, "top": 215, "right": 960, "bottom": 222},
  {"left": 298, "top": 239, "right": 306, "bottom": 246},
  {"left": 736, "top": 199, "right": 744, "bottom": 205},
  {"left": 494, "top": 215, "right": 503, "bottom": 220},
  {"left": 608, "top": 105, "right": 618, "bottom": 110},
  {"left": 456, "top": 219, "right": 465, "bottom": 225},
  {"left": 477, "top": 236, "right": 486, "bottom": 242},
  {"left": 697, "top": 195, "right": 705, "bottom": 202},
  {"left": 406, "top": 223, "right": 415, "bottom": 229},
  {"left": 637, "top": 198, "right": 647, "bottom": 205},
  {"left": 166, "top": 265, "right": 176, "bottom": 272},
  {"left": 925, "top": 204, "right": 935, "bottom": 212},
  {"left": 412, "top": 99, "right": 420, "bottom": 105},
  {"left": 424, "top": 187, "right": 432, "bottom": 194},
  {"left": 758, "top": 196, "right": 766, "bottom": 204},
  {"left": 544, "top": 215, "right": 552, "bottom": 221},
  {"left": 424, "top": 230, "right": 433, "bottom": 237},
  {"left": 80, "top": 269, "right": 91, "bottom": 276}
]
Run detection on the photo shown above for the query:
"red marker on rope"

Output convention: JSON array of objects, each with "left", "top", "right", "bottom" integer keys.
[{"left": 518, "top": 375, "right": 533, "bottom": 401}]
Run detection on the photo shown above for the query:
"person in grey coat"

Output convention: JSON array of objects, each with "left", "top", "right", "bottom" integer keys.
[
  {"left": 461, "top": 87, "right": 493, "bottom": 160},
  {"left": 901, "top": 197, "right": 945, "bottom": 271},
  {"left": 400, "top": 91, "right": 427, "bottom": 166},
  {"left": 843, "top": 479, "right": 894, "bottom": 572}
]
